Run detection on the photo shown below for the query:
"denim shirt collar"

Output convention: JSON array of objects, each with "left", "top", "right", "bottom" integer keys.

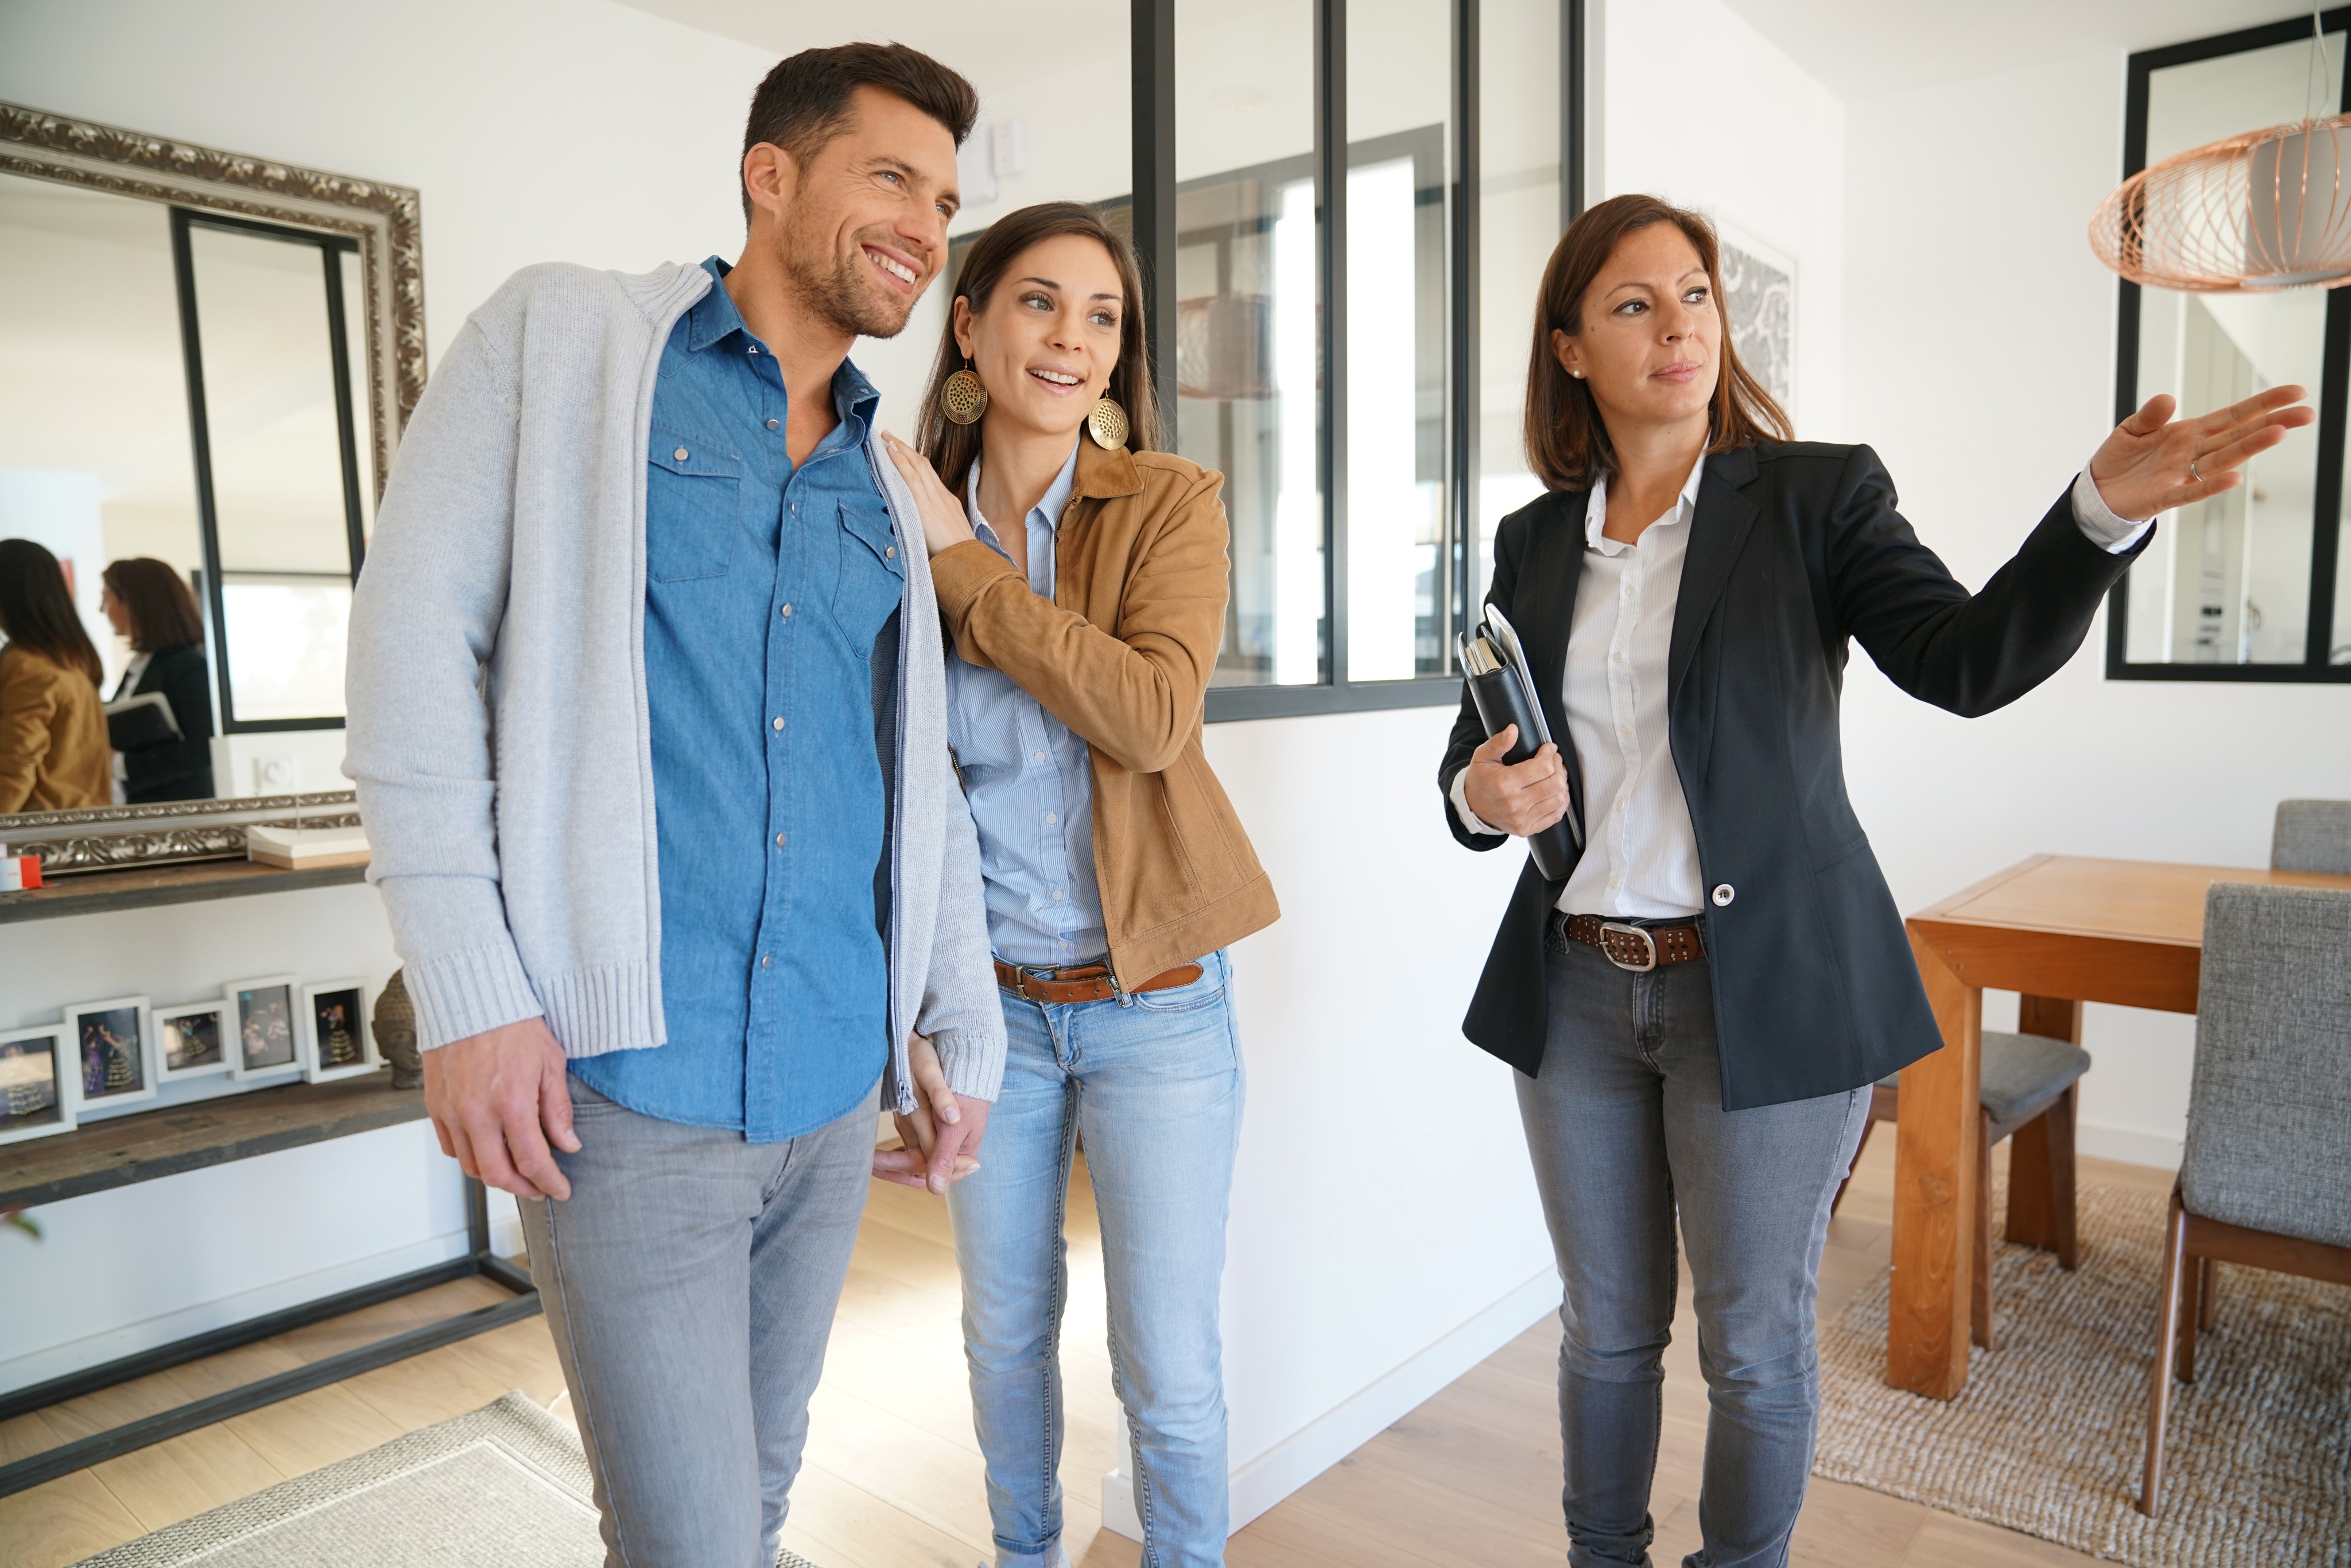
[{"left": 689, "top": 255, "right": 879, "bottom": 436}]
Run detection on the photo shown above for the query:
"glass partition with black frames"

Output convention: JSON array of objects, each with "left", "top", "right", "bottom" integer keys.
[{"left": 2111, "top": 11, "right": 2351, "bottom": 680}]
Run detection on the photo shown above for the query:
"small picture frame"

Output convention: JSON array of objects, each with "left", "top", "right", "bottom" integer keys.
[
  {"left": 224, "top": 976, "right": 302, "bottom": 1081},
  {"left": 154, "top": 1000, "right": 232, "bottom": 1082},
  {"left": 0, "top": 1023, "right": 76, "bottom": 1145},
  {"left": 299, "top": 980, "right": 376, "bottom": 1082},
  {"left": 65, "top": 996, "right": 157, "bottom": 1109}
]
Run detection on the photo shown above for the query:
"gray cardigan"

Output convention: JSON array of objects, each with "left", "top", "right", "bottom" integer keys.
[{"left": 344, "top": 260, "right": 1006, "bottom": 1109}]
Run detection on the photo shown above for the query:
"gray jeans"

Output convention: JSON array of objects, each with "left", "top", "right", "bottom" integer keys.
[
  {"left": 1517, "top": 934, "right": 1866, "bottom": 1568},
  {"left": 518, "top": 1077, "right": 878, "bottom": 1568}
]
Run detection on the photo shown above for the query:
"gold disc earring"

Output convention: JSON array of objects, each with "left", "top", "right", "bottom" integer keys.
[
  {"left": 1087, "top": 393, "right": 1130, "bottom": 450},
  {"left": 941, "top": 362, "right": 989, "bottom": 425}
]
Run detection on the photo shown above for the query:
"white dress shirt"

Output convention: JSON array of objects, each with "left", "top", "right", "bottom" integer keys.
[{"left": 1450, "top": 459, "right": 2151, "bottom": 919}]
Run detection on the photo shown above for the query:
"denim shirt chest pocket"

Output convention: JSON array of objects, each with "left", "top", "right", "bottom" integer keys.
[
  {"left": 832, "top": 496, "right": 906, "bottom": 652},
  {"left": 646, "top": 429, "right": 742, "bottom": 583}
]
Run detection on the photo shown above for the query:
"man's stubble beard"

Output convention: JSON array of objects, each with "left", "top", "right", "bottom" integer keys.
[{"left": 781, "top": 206, "right": 919, "bottom": 341}]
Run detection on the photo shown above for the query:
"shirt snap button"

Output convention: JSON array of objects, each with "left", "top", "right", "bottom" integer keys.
[
  {"left": 673, "top": 447, "right": 688, "bottom": 462},
  {"left": 775, "top": 832, "right": 788, "bottom": 848},
  {"left": 766, "top": 418, "right": 779, "bottom": 430},
  {"left": 771, "top": 716, "right": 785, "bottom": 731},
  {"left": 1712, "top": 883, "right": 1736, "bottom": 907},
  {"left": 886, "top": 546, "right": 896, "bottom": 558}
]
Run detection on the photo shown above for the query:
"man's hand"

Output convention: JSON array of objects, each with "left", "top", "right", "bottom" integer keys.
[
  {"left": 421, "top": 1017, "right": 580, "bottom": 1201},
  {"left": 871, "top": 1032, "right": 989, "bottom": 1196},
  {"left": 2089, "top": 386, "right": 2314, "bottom": 521},
  {"left": 1461, "top": 725, "right": 1570, "bottom": 837}
]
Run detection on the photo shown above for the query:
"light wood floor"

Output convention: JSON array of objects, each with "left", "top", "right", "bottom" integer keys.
[{"left": 0, "top": 1135, "right": 2177, "bottom": 1567}]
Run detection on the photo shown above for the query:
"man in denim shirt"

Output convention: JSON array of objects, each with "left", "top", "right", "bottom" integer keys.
[{"left": 346, "top": 46, "right": 1003, "bottom": 1568}]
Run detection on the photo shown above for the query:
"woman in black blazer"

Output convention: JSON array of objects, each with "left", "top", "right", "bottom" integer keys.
[
  {"left": 1437, "top": 195, "right": 2306, "bottom": 1568},
  {"left": 99, "top": 558, "right": 215, "bottom": 802}
]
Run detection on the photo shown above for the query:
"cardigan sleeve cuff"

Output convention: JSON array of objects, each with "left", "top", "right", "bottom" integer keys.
[{"left": 403, "top": 940, "right": 545, "bottom": 1051}]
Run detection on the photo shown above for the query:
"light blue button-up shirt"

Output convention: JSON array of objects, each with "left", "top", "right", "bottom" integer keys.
[{"left": 945, "top": 444, "right": 1107, "bottom": 967}]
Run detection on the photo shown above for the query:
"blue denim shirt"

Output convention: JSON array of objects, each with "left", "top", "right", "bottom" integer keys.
[
  {"left": 571, "top": 257, "right": 906, "bottom": 1141},
  {"left": 944, "top": 445, "right": 1107, "bottom": 967}
]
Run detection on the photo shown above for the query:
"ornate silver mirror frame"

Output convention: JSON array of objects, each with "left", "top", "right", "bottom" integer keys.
[{"left": 0, "top": 104, "right": 420, "bottom": 874}]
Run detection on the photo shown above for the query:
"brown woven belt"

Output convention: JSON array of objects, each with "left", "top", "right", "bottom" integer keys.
[
  {"left": 994, "top": 958, "right": 1204, "bottom": 1005},
  {"left": 1552, "top": 912, "right": 1707, "bottom": 972}
]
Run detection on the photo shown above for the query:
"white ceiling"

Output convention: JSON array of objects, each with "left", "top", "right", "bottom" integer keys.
[
  {"left": 1714, "top": 0, "right": 2317, "bottom": 101},
  {"left": 611, "top": 0, "right": 1130, "bottom": 99}
]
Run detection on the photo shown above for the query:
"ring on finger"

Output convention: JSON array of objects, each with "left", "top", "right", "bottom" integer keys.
[{"left": 2189, "top": 456, "right": 2202, "bottom": 482}]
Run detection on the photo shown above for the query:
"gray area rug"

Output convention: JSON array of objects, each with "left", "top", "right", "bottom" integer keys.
[
  {"left": 70, "top": 1391, "right": 825, "bottom": 1568},
  {"left": 1814, "top": 1174, "right": 2350, "bottom": 1566}
]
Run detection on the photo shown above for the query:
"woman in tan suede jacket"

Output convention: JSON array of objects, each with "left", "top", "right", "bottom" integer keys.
[
  {"left": 878, "top": 202, "right": 1274, "bottom": 1568},
  {"left": 0, "top": 538, "right": 111, "bottom": 814}
]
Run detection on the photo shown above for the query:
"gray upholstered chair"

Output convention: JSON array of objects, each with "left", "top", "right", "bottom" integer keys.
[
  {"left": 1832, "top": 1029, "right": 2092, "bottom": 1349},
  {"left": 2141, "top": 883, "right": 2351, "bottom": 1516},
  {"left": 2271, "top": 798, "right": 2351, "bottom": 874}
]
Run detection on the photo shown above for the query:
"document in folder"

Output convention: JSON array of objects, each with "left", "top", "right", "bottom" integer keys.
[{"left": 1459, "top": 606, "right": 1582, "bottom": 879}]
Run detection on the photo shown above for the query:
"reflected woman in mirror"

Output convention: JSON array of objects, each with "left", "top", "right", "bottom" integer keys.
[
  {"left": 1438, "top": 194, "right": 2310, "bottom": 1568},
  {"left": 100, "top": 558, "right": 215, "bottom": 802},
  {"left": 0, "top": 537, "right": 110, "bottom": 813},
  {"left": 877, "top": 202, "right": 1279, "bottom": 1568}
]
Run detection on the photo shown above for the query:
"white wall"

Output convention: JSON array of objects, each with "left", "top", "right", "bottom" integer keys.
[{"left": 1838, "top": 48, "right": 2351, "bottom": 1168}]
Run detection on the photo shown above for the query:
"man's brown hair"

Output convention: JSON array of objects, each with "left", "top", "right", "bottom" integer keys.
[
  {"left": 1523, "top": 193, "right": 1791, "bottom": 492},
  {"left": 740, "top": 42, "right": 979, "bottom": 223}
]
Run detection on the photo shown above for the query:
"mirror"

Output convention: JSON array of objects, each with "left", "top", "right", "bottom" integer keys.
[
  {"left": 0, "top": 101, "right": 418, "bottom": 819},
  {"left": 2116, "top": 30, "right": 2351, "bottom": 672}
]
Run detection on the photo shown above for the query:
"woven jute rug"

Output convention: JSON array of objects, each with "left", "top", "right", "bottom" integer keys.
[
  {"left": 1813, "top": 1175, "right": 2350, "bottom": 1566},
  {"left": 70, "top": 1391, "right": 826, "bottom": 1568}
]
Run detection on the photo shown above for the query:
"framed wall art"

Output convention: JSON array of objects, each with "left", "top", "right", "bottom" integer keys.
[
  {"left": 224, "top": 975, "right": 302, "bottom": 1081},
  {"left": 0, "top": 1023, "right": 75, "bottom": 1145},
  {"left": 299, "top": 979, "right": 376, "bottom": 1082},
  {"left": 65, "top": 996, "right": 156, "bottom": 1110},
  {"left": 154, "top": 1000, "right": 232, "bottom": 1082}
]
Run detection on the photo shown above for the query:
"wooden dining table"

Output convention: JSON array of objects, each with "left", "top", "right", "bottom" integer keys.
[{"left": 1890, "top": 853, "right": 2351, "bottom": 1399}]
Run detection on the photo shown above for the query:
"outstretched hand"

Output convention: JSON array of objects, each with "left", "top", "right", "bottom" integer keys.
[
  {"left": 871, "top": 1031, "right": 990, "bottom": 1196},
  {"left": 2088, "top": 386, "right": 2314, "bottom": 522},
  {"left": 879, "top": 430, "right": 978, "bottom": 558}
]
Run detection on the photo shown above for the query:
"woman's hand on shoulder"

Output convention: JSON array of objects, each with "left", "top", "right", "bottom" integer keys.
[
  {"left": 880, "top": 432, "right": 978, "bottom": 558},
  {"left": 2088, "top": 386, "right": 2313, "bottom": 522}
]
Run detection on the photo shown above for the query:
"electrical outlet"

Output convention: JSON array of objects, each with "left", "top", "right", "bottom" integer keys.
[{"left": 255, "top": 753, "right": 297, "bottom": 793}]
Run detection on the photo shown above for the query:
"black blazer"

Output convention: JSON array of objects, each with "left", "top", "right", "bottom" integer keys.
[
  {"left": 1438, "top": 442, "right": 2148, "bottom": 1110},
  {"left": 113, "top": 643, "right": 216, "bottom": 803}
]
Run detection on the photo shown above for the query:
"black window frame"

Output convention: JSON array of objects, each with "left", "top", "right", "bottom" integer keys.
[
  {"left": 1124, "top": 0, "right": 1586, "bottom": 721},
  {"left": 169, "top": 205, "right": 370, "bottom": 732},
  {"left": 2107, "top": 9, "right": 2351, "bottom": 682}
]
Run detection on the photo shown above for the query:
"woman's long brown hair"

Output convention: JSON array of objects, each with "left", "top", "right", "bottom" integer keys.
[
  {"left": 914, "top": 201, "right": 1159, "bottom": 496},
  {"left": 0, "top": 538, "right": 103, "bottom": 684},
  {"left": 1523, "top": 194, "right": 1792, "bottom": 492},
  {"left": 102, "top": 558, "right": 205, "bottom": 654}
]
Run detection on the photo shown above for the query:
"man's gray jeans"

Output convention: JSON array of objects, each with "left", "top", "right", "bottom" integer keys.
[
  {"left": 518, "top": 1076, "right": 878, "bottom": 1568},
  {"left": 1517, "top": 934, "right": 1867, "bottom": 1568}
]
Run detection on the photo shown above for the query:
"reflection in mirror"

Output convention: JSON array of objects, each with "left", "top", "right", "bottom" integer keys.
[
  {"left": 2123, "top": 32, "right": 2341, "bottom": 668},
  {"left": 183, "top": 215, "right": 364, "bottom": 724}
]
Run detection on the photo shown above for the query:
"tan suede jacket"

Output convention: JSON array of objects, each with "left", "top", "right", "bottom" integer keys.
[
  {"left": 0, "top": 644, "right": 111, "bottom": 814},
  {"left": 929, "top": 442, "right": 1279, "bottom": 989}
]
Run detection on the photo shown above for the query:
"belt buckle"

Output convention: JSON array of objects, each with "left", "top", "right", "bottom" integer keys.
[
  {"left": 1599, "top": 921, "right": 1658, "bottom": 973},
  {"left": 1012, "top": 962, "right": 1060, "bottom": 1000}
]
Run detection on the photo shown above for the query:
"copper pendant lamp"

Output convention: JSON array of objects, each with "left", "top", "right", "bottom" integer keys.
[{"left": 2091, "top": 8, "right": 2351, "bottom": 292}]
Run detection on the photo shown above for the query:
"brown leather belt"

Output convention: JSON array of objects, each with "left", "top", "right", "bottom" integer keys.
[
  {"left": 1552, "top": 912, "right": 1707, "bottom": 972},
  {"left": 994, "top": 958, "right": 1204, "bottom": 1005}
]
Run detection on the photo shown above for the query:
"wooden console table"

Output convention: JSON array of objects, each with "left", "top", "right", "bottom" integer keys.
[
  {"left": 1891, "top": 854, "right": 2351, "bottom": 1399},
  {"left": 0, "top": 1073, "right": 537, "bottom": 1496}
]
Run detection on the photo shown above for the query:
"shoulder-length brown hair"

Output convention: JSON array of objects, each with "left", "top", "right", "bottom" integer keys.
[
  {"left": 102, "top": 558, "right": 205, "bottom": 654},
  {"left": 1523, "top": 193, "right": 1791, "bottom": 492},
  {"left": 915, "top": 201, "right": 1159, "bottom": 496},
  {"left": 0, "top": 538, "right": 103, "bottom": 685}
]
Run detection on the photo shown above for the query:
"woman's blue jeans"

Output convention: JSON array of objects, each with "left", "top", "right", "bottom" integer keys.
[{"left": 946, "top": 949, "right": 1244, "bottom": 1568}]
